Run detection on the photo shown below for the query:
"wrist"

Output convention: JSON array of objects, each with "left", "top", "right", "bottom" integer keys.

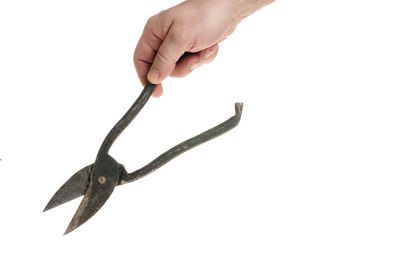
[{"left": 228, "top": 0, "right": 275, "bottom": 23}]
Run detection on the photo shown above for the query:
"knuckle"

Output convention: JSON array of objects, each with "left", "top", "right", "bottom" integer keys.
[
  {"left": 158, "top": 10, "right": 168, "bottom": 21},
  {"left": 156, "top": 49, "right": 170, "bottom": 64},
  {"left": 145, "top": 15, "right": 157, "bottom": 30},
  {"left": 157, "top": 9, "right": 173, "bottom": 30},
  {"left": 168, "top": 27, "right": 187, "bottom": 45}
]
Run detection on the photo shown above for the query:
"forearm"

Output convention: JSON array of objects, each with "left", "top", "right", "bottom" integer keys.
[{"left": 230, "top": 0, "right": 275, "bottom": 23}]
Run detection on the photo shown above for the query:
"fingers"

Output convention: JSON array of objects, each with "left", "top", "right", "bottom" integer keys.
[
  {"left": 134, "top": 21, "right": 158, "bottom": 85},
  {"left": 134, "top": 15, "right": 170, "bottom": 96},
  {"left": 150, "top": 43, "right": 218, "bottom": 96},
  {"left": 134, "top": 8, "right": 222, "bottom": 97},
  {"left": 147, "top": 25, "right": 189, "bottom": 84},
  {"left": 171, "top": 43, "right": 219, "bottom": 78},
  {"left": 152, "top": 84, "right": 163, "bottom": 97},
  {"left": 133, "top": 33, "right": 164, "bottom": 96}
]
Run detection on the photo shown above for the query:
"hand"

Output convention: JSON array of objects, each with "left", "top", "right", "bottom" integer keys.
[{"left": 134, "top": 0, "right": 238, "bottom": 97}]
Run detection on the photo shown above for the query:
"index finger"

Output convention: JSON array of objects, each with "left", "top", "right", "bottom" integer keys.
[{"left": 134, "top": 17, "right": 168, "bottom": 96}]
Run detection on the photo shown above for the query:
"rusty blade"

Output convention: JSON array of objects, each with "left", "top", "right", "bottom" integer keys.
[
  {"left": 63, "top": 156, "right": 120, "bottom": 235},
  {"left": 63, "top": 177, "right": 118, "bottom": 235},
  {"left": 43, "top": 164, "right": 93, "bottom": 212}
]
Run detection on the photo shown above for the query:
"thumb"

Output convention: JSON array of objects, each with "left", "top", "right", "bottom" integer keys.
[{"left": 147, "top": 30, "right": 188, "bottom": 84}]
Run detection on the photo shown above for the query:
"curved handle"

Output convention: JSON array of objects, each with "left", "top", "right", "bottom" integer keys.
[
  {"left": 119, "top": 102, "right": 244, "bottom": 184},
  {"left": 98, "top": 82, "right": 156, "bottom": 156}
]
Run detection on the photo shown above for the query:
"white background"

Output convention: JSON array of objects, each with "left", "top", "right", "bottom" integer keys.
[{"left": 1, "top": 0, "right": 400, "bottom": 266}]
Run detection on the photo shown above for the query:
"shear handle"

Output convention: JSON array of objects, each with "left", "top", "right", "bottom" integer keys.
[
  {"left": 98, "top": 82, "right": 156, "bottom": 156},
  {"left": 119, "top": 102, "right": 244, "bottom": 184}
]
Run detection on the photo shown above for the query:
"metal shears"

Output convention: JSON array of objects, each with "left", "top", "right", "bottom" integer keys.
[{"left": 43, "top": 82, "right": 243, "bottom": 235}]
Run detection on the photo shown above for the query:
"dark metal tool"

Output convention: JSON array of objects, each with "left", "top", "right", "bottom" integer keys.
[{"left": 43, "top": 82, "right": 243, "bottom": 235}]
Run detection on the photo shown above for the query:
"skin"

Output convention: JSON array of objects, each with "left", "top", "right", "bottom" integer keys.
[{"left": 134, "top": 0, "right": 275, "bottom": 97}]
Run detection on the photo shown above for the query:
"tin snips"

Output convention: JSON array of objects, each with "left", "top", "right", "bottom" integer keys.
[{"left": 43, "top": 82, "right": 243, "bottom": 235}]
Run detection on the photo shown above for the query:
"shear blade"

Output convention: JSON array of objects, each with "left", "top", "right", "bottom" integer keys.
[
  {"left": 43, "top": 164, "right": 93, "bottom": 212},
  {"left": 64, "top": 157, "right": 120, "bottom": 235}
]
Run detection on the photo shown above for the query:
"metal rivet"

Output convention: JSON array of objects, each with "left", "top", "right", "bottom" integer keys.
[{"left": 98, "top": 176, "right": 106, "bottom": 184}]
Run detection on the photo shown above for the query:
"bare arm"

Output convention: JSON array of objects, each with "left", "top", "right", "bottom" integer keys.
[{"left": 232, "top": 0, "right": 275, "bottom": 22}]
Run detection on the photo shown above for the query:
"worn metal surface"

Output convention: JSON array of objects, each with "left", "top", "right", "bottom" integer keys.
[
  {"left": 44, "top": 81, "right": 244, "bottom": 235},
  {"left": 98, "top": 82, "right": 155, "bottom": 156},
  {"left": 64, "top": 82, "right": 155, "bottom": 234},
  {"left": 120, "top": 102, "right": 244, "bottom": 184},
  {"left": 43, "top": 164, "right": 93, "bottom": 212},
  {"left": 64, "top": 155, "right": 120, "bottom": 235}
]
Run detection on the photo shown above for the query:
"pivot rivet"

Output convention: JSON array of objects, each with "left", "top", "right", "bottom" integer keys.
[{"left": 98, "top": 176, "right": 106, "bottom": 184}]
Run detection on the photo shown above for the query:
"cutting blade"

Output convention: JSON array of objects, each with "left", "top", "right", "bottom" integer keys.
[
  {"left": 63, "top": 155, "right": 120, "bottom": 235},
  {"left": 43, "top": 164, "right": 93, "bottom": 212}
]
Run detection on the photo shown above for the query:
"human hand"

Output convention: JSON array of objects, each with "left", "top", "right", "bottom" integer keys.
[
  {"left": 134, "top": 0, "right": 238, "bottom": 97},
  {"left": 134, "top": 0, "right": 274, "bottom": 97}
]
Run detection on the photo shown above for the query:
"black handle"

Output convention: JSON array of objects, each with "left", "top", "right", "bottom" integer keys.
[
  {"left": 119, "top": 102, "right": 243, "bottom": 184},
  {"left": 98, "top": 82, "right": 156, "bottom": 156}
]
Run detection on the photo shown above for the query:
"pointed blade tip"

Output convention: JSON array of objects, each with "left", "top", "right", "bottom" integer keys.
[
  {"left": 43, "top": 164, "right": 93, "bottom": 215},
  {"left": 63, "top": 226, "right": 74, "bottom": 236},
  {"left": 43, "top": 201, "right": 55, "bottom": 212},
  {"left": 64, "top": 215, "right": 85, "bottom": 235},
  {"left": 42, "top": 199, "right": 61, "bottom": 213}
]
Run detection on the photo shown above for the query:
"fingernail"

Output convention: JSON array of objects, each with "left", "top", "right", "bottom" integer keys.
[
  {"left": 147, "top": 68, "right": 160, "bottom": 83},
  {"left": 203, "top": 50, "right": 213, "bottom": 60},
  {"left": 190, "top": 63, "right": 200, "bottom": 71}
]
